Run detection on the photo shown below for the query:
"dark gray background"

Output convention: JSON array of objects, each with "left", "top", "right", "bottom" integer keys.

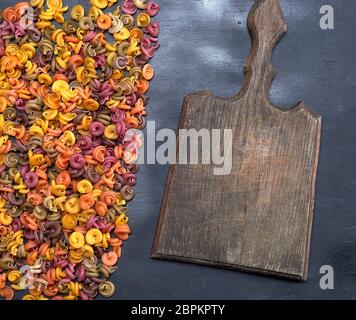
[{"left": 2, "top": 0, "right": 356, "bottom": 299}]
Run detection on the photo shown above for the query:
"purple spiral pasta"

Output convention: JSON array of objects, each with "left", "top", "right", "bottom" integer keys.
[
  {"left": 24, "top": 172, "right": 38, "bottom": 189},
  {"left": 70, "top": 154, "right": 86, "bottom": 169},
  {"left": 89, "top": 121, "right": 105, "bottom": 136}
]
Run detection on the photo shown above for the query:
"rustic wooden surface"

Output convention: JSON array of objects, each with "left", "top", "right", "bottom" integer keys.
[{"left": 152, "top": 0, "right": 321, "bottom": 281}]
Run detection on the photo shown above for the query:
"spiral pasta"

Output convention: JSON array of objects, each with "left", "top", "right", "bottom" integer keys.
[{"left": 0, "top": 0, "right": 159, "bottom": 300}]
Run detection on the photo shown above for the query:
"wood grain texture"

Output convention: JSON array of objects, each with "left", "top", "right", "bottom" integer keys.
[{"left": 152, "top": 0, "right": 321, "bottom": 281}]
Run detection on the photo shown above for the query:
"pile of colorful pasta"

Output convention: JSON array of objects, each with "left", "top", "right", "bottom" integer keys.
[{"left": 0, "top": 0, "right": 159, "bottom": 300}]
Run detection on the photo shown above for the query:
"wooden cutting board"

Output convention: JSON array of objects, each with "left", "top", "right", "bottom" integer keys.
[{"left": 151, "top": 0, "right": 321, "bottom": 281}]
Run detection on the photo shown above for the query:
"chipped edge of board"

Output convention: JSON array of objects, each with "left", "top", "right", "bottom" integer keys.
[{"left": 300, "top": 115, "right": 322, "bottom": 281}]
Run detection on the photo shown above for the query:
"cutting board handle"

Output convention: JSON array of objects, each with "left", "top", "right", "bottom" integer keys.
[{"left": 241, "top": 0, "right": 287, "bottom": 102}]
